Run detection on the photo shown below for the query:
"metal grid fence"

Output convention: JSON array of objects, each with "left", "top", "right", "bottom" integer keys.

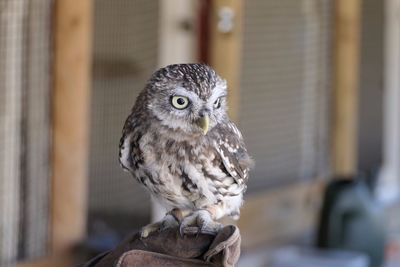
[
  {"left": 0, "top": 0, "right": 52, "bottom": 265},
  {"left": 88, "top": 0, "right": 159, "bottom": 235},
  {"left": 239, "top": 0, "right": 332, "bottom": 190}
]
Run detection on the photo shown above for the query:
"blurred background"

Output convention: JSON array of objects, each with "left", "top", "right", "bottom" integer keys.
[{"left": 1, "top": 0, "right": 400, "bottom": 266}]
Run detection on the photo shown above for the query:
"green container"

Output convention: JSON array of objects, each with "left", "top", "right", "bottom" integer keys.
[{"left": 317, "top": 178, "right": 385, "bottom": 267}]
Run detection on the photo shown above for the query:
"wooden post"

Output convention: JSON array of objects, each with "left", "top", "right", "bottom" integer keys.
[
  {"left": 52, "top": 0, "right": 92, "bottom": 254},
  {"left": 332, "top": 0, "right": 362, "bottom": 177},
  {"left": 209, "top": 0, "right": 243, "bottom": 122}
]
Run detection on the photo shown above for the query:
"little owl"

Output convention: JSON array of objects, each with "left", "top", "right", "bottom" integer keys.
[{"left": 119, "top": 63, "right": 253, "bottom": 237}]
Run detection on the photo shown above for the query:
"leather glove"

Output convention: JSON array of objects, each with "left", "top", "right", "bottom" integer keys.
[{"left": 81, "top": 225, "right": 241, "bottom": 267}]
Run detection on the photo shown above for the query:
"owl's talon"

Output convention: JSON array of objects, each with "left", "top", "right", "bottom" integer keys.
[
  {"left": 179, "top": 224, "right": 196, "bottom": 237},
  {"left": 200, "top": 221, "right": 223, "bottom": 235},
  {"left": 141, "top": 213, "right": 179, "bottom": 238},
  {"left": 140, "top": 222, "right": 161, "bottom": 239},
  {"left": 180, "top": 226, "right": 200, "bottom": 236},
  {"left": 179, "top": 209, "right": 221, "bottom": 237}
]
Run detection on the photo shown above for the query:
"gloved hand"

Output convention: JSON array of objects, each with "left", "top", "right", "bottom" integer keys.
[{"left": 81, "top": 225, "right": 241, "bottom": 267}]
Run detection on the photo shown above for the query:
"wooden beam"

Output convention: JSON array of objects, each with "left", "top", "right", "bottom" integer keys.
[
  {"left": 209, "top": 0, "right": 243, "bottom": 122},
  {"left": 332, "top": 0, "right": 362, "bottom": 176},
  {"left": 51, "top": 0, "right": 92, "bottom": 253}
]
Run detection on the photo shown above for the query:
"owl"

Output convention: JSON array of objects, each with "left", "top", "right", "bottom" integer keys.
[{"left": 119, "top": 64, "right": 253, "bottom": 237}]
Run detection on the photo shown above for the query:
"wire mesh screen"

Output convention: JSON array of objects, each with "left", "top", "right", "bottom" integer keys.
[
  {"left": 0, "top": 0, "right": 52, "bottom": 265},
  {"left": 239, "top": 0, "right": 332, "bottom": 191},
  {"left": 88, "top": 0, "right": 159, "bottom": 235}
]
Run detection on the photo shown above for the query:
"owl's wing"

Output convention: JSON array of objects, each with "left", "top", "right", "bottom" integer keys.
[
  {"left": 212, "top": 121, "right": 253, "bottom": 186},
  {"left": 119, "top": 92, "right": 151, "bottom": 173},
  {"left": 119, "top": 113, "right": 146, "bottom": 173}
]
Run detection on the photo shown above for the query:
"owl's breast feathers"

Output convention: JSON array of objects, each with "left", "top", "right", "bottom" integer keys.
[{"left": 119, "top": 116, "right": 252, "bottom": 211}]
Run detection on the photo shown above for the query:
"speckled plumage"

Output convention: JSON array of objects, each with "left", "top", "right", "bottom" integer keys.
[{"left": 119, "top": 64, "right": 253, "bottom": 222}]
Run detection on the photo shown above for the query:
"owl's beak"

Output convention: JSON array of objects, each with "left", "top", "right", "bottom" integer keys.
[{"left": 197, "top": 115, "right": 209, "bottom": 135}]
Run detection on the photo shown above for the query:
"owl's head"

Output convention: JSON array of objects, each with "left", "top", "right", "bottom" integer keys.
[{"left": 144, "top": 64, "right": 228, "bottom": 136}]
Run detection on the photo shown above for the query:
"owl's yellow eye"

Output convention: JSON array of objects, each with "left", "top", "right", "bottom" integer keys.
[{"left": 171, "top": 96, "right": 190, "bottom": 109}]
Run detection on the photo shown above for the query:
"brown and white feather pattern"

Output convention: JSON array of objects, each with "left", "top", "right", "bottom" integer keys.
[{"left": 119, "top": 64, "right": 253, "bottom": 220}]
